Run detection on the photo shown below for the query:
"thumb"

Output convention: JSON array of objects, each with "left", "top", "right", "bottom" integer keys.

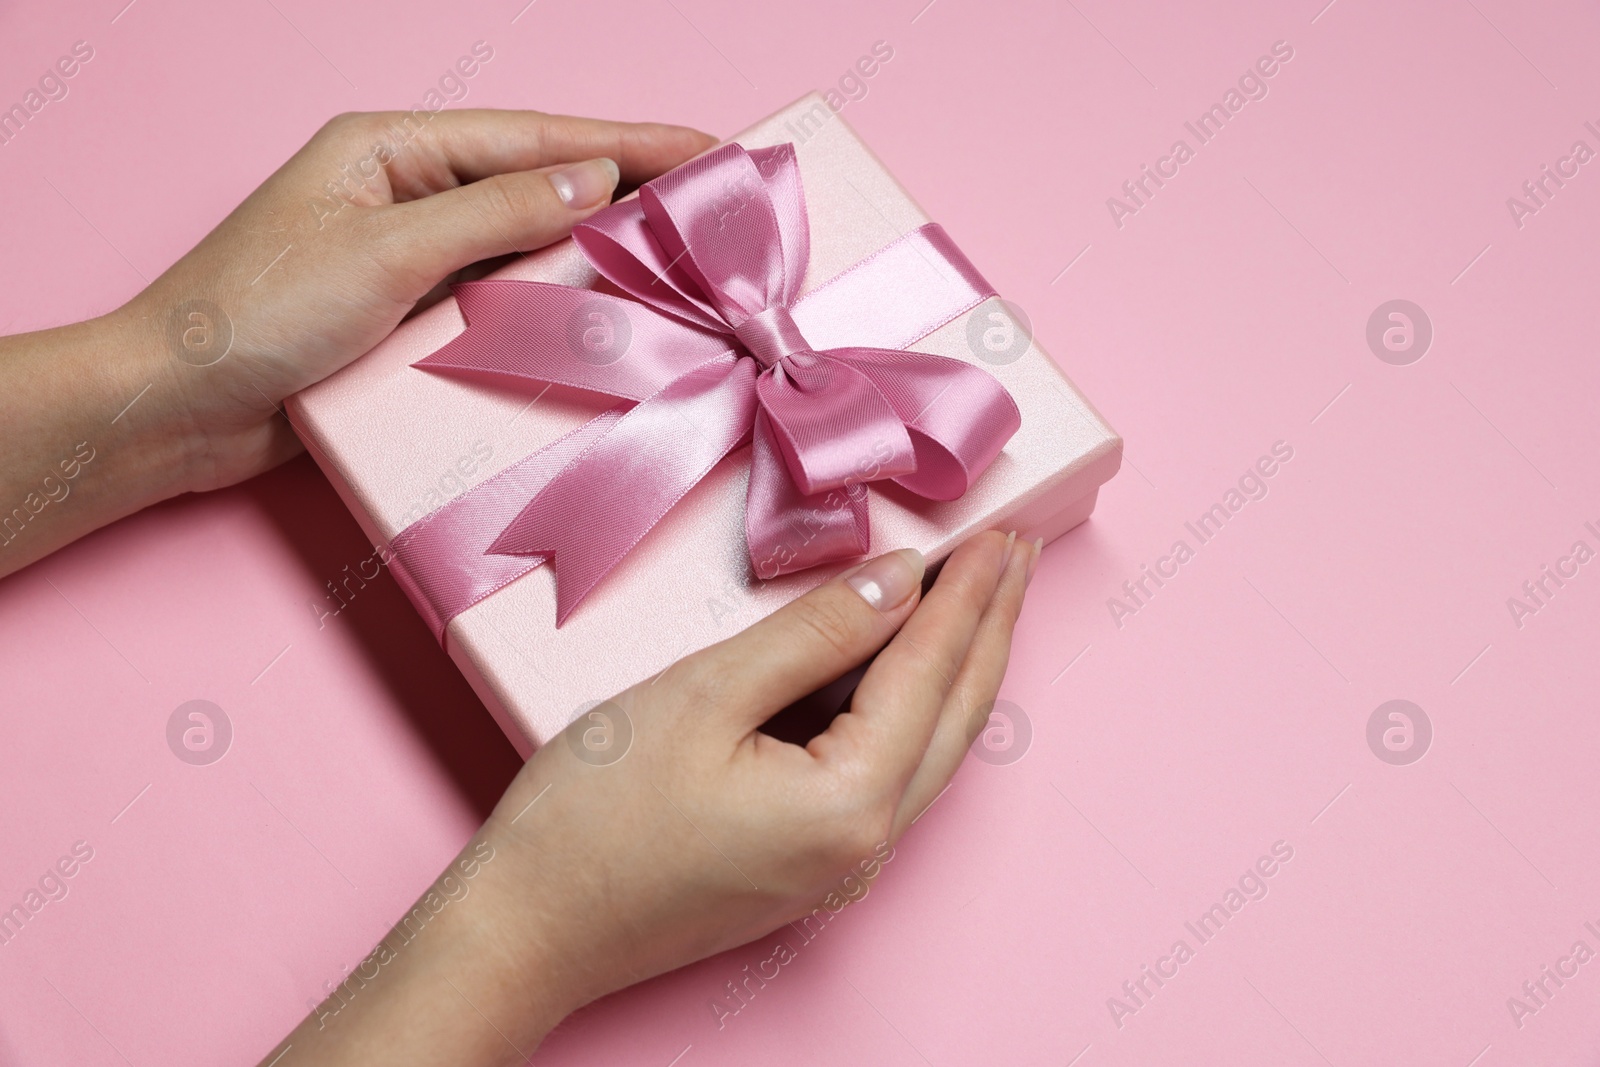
[
  {"left": 379, "top": 157, "right": 620, "bottom": 287},
  {"left": 685, "top": 549, "right": 926, "bottom": 729}
]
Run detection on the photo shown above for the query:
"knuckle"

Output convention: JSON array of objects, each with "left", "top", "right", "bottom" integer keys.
[
  {"left": 907, "top": 634, "right": 962, "bottom": 692},
  {"left": 937, "top": 646, "right": 966, "bottom": 688},
  {"left": 480, "top": 172, "right": 547, "bottom": 225},
  {"left": 833, "top": 810, "right": 892, "bottom": 868},
  {"left": 958, "top": 562, "right": 1002, "bottom": 611},
  {"left": 962, "top": 690, "right": 994, "bottom": 745},
  {"left": 671, "top": 652, "right": 733, "bottom": 709},
  {"left": 811, "top": 782, "right": 892, "bottom": 867},
  {"left": 940, "top": 531, "right": 1011, "bottom": 605},
  {"left": 1002, "top": 576, "right": 1027, "bottom": 621},
  {"left": 788, "top": 593, "right": 865, "bottom": 661},
  {"left": 349, "top": 210, "right": 423, "bottom": 284},
  {"left": 347, "top": 206, "right": 392, "bottom": 246},
  {"left": 317, "top": 111, "right": 371, "bottom": 143}
]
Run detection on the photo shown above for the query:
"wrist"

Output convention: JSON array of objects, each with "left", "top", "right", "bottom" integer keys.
[
  {"left": 111, "top": 290, "right": 295, "bottom": 496},
  {"left": 267, "top": 825, "right": 576, "bottom": 1067},
  {"left": 467, "top": 806, "right": 593, "bottom": 1039},
  {"left": 94, "top": 302, "right": 213, "bottom": 499},
  {"left": 0, "top": 308, "right": 208, "bottom": 578}
]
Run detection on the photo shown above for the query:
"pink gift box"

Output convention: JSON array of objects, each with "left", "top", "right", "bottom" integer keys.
[{"left": 287, "top": 93, "right": 1121, "bottom": 756}]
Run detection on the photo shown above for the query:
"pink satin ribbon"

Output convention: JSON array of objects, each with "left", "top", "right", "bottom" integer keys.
[{"left": 391, "top": 143, "right": 1020, "bottom": 638}]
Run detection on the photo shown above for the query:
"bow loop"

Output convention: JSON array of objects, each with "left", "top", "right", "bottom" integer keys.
[
  {"left": 755, "top": 355, "right": 917, "bottom": 497},
  {"left": 827, "top": 347, "right": 1022, "bottom": 500},
  {"left": 641, "top": 146, "right": 785, "bottom": 322},
  {"left": 574, "top": 143, "right": 811, "bottom": 334},
  {"left": 571, "top": 202, "right": 724, "bottom": 333}
]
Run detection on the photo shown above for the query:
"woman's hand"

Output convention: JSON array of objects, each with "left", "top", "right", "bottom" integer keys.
[
  {"left": 126, "top": 109, "right": 715, "bottom": 491},
  {"left": 270, "top": 530, "right": 1039, "bottom": 1066},
  {"left": 0, "top": 110, "right": 714, "bottom": 577}
]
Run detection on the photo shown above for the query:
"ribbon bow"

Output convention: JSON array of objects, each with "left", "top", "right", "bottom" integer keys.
[{"left": 393, "top": 142, "right": 1020, "bottom": 635}]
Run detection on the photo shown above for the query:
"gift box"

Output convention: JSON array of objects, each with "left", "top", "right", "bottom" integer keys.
[{"left": 287, "top": 93, "right": 1121, "bottom": 757}]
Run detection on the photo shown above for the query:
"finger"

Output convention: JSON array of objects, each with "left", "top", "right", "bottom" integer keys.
[
  {"left": 374, "top": 158, "right": 621, "bottom": 291},
  {"left": 811, "top": 530, "right": 1013, "bottom": 796},
  {"left": 369, "top": 109, "right": 717, "bottom": 198},
  {"left": 682, "top": 549, "right": 927, "bottom": 729},
  {"left": 892, "top": 537, "right": 1038, "bottom": 836}
]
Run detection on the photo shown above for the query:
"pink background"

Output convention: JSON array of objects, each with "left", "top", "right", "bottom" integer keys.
[{"left": 2, "top": 0, "right": 1598, "bottom": 1064}]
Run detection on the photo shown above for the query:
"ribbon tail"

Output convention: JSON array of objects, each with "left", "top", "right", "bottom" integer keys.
[
  {"left": 827, "top": 347, "right": 1022, "bottom": 500},
  {"left": 746, "top": 410, "right": 871, "bottom": 579},
  {"left": 490, "top": 355, "right": 758, "bottom": 624},
  {"left": 415, "top": 279, "right": 732, "bottom": 401},
  {"left": 388, "top": 408, "right": 628, "bottom": 646}
]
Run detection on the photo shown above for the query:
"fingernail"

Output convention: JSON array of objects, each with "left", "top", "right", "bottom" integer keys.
[
  {"left": 549, "top": 158, "right": 620, "bottom": 210},
  {"left": 846, "top": 549, "right": 925, "bottom": 611},
  {"left": 1000, "top": 530, "right": 1017, "bottom": 577},
  {"left": 1025, "top": 537, "right": 1043, "bottom": 586}
]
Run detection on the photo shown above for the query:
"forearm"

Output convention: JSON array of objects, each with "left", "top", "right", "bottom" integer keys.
[{"left": 0, "top": 311, "right": 198, "bottom": 578}]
